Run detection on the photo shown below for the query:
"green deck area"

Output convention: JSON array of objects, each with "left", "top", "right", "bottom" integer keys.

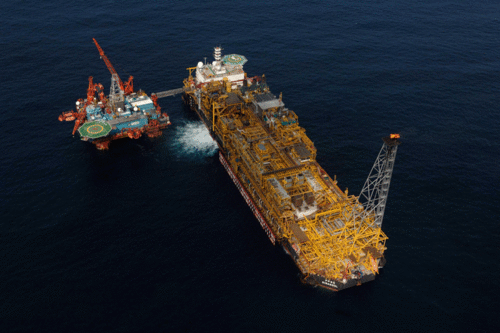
[
  {"left": 78, "top": 121, "right": 112, "bottom": 139},
  {"left": 222, "top": 54, "right": 247, "bottom": 66}
]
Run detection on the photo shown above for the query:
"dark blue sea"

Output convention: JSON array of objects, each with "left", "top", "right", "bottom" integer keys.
[{"left": 1, "top": 1, "right": 499, "bottom": 332}]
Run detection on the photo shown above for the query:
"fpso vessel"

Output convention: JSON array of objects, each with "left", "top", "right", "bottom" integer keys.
[{"left": 183, "top": 47, "right": 400, "bottom": 291}]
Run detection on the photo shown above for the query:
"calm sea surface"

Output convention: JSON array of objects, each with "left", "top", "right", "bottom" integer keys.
[{"left": 1, "top": 1, "right": 499, "bottom": 332}]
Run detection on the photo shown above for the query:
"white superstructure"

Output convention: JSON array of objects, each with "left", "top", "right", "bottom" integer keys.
[{"left": 195, "top": 47, "right": 247, "bottom": 86}]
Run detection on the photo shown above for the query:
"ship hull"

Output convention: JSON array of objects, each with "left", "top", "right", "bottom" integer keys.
[{"left": 183, "top": 93, "right": 276, "bottom": 242}]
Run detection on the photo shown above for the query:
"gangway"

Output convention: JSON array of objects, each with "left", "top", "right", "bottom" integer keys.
[{"left": 153, "top": 88, "right": 185, "bottom": 99}]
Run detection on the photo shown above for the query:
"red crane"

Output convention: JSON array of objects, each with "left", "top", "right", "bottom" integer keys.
[
  {"left": 85, "top": 76, "right": 96, "bottom": 108},
  {"left": 92, "top": 38, "right": 134, "bottom": 95}
]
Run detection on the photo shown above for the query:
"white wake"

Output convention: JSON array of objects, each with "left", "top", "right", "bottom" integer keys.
[{"left": 174, "top": 121, "right": 218, "bottom": 158}]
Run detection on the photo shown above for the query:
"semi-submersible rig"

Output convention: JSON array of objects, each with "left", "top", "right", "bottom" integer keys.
[
  {"left": 183, "top": 47, "right": 401, "bottom": 291},
  {"left": 59, "top": 39, "right": 171, "bottom": 149}
]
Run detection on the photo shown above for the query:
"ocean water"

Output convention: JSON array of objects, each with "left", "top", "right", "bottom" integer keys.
[{"left": 1, "top": 1, "right": 499, "bottom": 332}]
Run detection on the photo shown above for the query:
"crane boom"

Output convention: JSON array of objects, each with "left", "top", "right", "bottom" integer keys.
[{"left": 92, "top": 38, "right": 125, "bottom": 91}]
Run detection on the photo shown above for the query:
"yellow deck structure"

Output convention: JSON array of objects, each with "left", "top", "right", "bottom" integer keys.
[{"left": 182, "top": 49, "right": 397, "bottom": 290}]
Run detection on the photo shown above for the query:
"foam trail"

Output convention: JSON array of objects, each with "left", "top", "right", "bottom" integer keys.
[{"left": 174, "top": 121, "right": 218, "bottom": 158}]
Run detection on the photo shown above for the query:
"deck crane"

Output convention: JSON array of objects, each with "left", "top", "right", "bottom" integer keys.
[{"left": 92, "top": 38, "right": 134, "bottom": 110}]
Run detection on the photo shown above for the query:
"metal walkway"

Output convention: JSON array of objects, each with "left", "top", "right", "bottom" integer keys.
[{"left": 152, "top": 88, "right": 184, "bottom": 99}]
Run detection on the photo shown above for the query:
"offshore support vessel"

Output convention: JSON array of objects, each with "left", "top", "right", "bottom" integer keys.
[
  {"left": 58, "top": 39, "right": 171, "bottom": 150},
  {"left": 183, "top": 47, "right": 401, "bottom": 291}
]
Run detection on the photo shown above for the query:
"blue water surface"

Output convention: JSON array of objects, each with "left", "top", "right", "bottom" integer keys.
[{"left": 1, "top": 1, "right": 499, "bottom": 332}]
